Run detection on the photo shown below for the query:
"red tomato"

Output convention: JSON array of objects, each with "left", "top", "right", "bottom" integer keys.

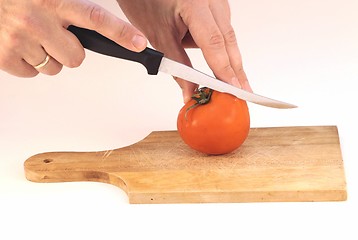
[{"left": 177, "top": 87, "right": 250, "bottom": 155}]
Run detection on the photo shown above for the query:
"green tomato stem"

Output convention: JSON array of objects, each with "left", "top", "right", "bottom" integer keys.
[{"left": 184, "top": 87, "right": 213, "bottom": 120}]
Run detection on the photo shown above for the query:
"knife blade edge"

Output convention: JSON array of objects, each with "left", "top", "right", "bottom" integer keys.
[{"left": 158, "top": 57, "right": 297, "bottom": 109}]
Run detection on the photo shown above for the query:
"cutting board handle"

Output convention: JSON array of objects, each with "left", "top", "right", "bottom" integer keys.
[{"left": 24, "top": 150, "right": 128, "bottom": 191}]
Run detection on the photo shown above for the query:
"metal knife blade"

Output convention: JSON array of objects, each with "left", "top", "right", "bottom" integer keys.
[
  {"left": 68, "top": 25, "right": 296, "bottom": 109},
  {"left": 159, "top": 57, "right": 296, "bottom": 109}
]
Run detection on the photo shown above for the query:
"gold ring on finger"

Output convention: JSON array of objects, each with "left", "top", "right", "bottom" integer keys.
[{"left": 33, "top": 54, "right": 50, "bottom": 70}]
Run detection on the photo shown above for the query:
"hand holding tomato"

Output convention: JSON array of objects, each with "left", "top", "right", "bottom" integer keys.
[{"left": 177, "top": 88, "right": 250, "bottom": 155}]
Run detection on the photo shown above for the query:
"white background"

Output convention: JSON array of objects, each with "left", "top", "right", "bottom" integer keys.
[{"left": 1, "top": 0, "right": 357, "bottom": 239}]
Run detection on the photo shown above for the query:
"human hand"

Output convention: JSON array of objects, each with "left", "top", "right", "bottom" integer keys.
[
  {"left": 117, "top": 0, "right": 252, "bottom": 103},
  {"left": 0, "top": 0, "right": 147, "bottom": 77}
]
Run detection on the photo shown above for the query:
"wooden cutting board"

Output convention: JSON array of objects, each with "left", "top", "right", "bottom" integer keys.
[{"left": 24, "top": 126, "right": 347, "bottom": 204}]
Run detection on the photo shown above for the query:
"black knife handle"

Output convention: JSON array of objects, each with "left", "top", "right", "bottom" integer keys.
[{"left": 67, "top": 25, "right": 164, "bottom": 75}]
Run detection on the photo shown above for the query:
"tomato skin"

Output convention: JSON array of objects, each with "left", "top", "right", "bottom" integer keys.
[{"left": 177, "top": 90, "right": 250, "bottom": 155}]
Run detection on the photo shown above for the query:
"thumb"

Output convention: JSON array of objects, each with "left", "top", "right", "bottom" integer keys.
[{"left": 59, "top": 0, "right": 147, "bottom": 52}]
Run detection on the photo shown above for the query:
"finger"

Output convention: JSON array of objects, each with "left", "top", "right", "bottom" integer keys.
[
  {"left": 236, "top": 67, "right": 253, "bottom": 92},
  {"left": 33, "top": 55, "right": 63, "bottom": 75},
  {"left": 210, "top": 1, "right": 253, "bottom": 92},
  {"left": 22, "top": 43, "right": 63, "bottom": 75},
  {"left": 168, "top": 48, "right": 198, "bottom": 103},
  {"left": 1, "top": 59, "right": 39, "bottom": 78},
  {"left": 181, "top": 31, "right": 198, "bottom": 48},
  {"left": 150, "top": 33, "right": 197, "bottom": 103},
  {"left": 0, "top": 44, "right": 35, "bottom": 77},
  {"left": 169, "top": 47, "right": 198, "bottom": 103},
  {"left": 59, "top": 0, "right": 147, "bottom": 52},
  {"left": 181, "top": 4, "right": 239, "bottom": 86},
  {"left": 40, "top": 26, "right": 86, "bottom": 69}
]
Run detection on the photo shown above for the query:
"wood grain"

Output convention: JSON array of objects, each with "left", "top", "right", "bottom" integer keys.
[{"left": 24, "top": 126, "right": 347, "bottom": 204}]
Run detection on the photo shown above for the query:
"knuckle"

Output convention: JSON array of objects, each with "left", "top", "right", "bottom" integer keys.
[
  {"left": 66, "top": 52, "right": 85, "bottom": 68},
  {"left": 216, "top": 63, "right": 234, "bottom": 78},
  {"left": 231, "top": 58, "right": 245, "bottom": 74},
  {"left": 208, "top": 31, "right": 225, "bottom": 49},
  {"left": 179, "top": 1, "right": 194, "bottom": 21},
  {"left": 223, "top": 28, "right": 237, "bottom": 45},
  {"left": 116, "top": 23, "right": 129, "bottom": 41},
  {"left": 235, "top": 64, "right": 245, "bottom": 73},
  {"left": 87, "top": 5, "right": 107, "bottom": 28},
  {"left": 110, "top": 22, "right": 141, "bottom": 48},
  {"left": 16, "top": 10, "right": 37, "bottom": 32},
  {"left": 5, "top": 32, "right": 22, "bottom": 50},
  {"left": 221, "top": 63, "right": 233, "bottom": 73}
]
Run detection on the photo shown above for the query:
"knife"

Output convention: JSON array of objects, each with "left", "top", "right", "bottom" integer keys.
[{"left": 67, "top": 25, "right": 296, "bottom": 109}]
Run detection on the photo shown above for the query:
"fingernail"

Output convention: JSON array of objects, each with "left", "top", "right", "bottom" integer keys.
[{"left": 132, "top": 35, "right": 147, "bottom": 51}]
